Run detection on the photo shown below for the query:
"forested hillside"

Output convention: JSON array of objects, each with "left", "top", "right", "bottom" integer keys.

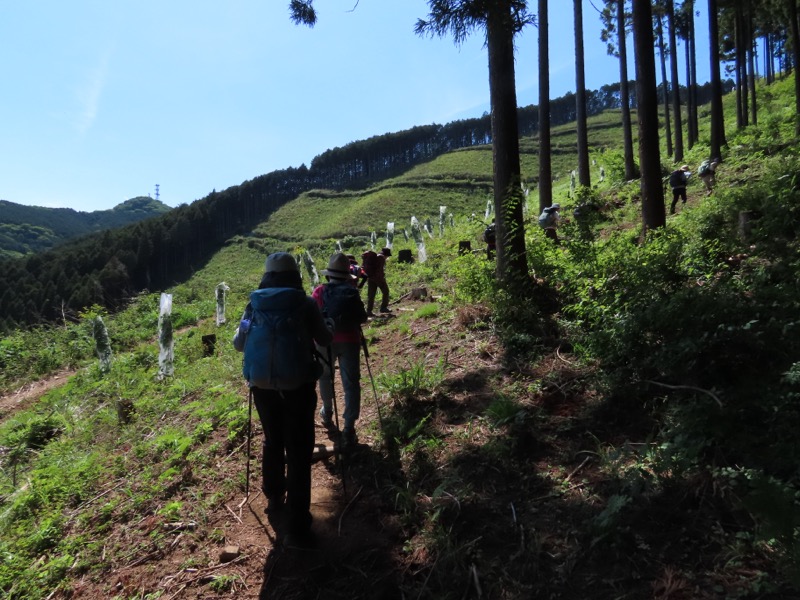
[
  {"left": 0, "top": 80, "right": 725, "bottom": 334},
  {"left": 0, "top": 197, "right": 172, "bottom": 259}
]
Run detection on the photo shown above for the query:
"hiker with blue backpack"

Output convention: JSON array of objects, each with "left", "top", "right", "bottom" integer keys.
[
  {"left": 538, "top": 203, "right": 562, "bottom": 242},
  {"left": 698, "top": 158, "right": 720, "bottom": 195},
  {"left": 312, "top": 252, "right": 368, "bottom": 450},
  {"left": 232, "top": 252, "right": 333, "bottom": 546}
]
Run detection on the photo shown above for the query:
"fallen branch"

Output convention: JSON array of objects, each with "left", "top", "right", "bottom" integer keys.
[
  {"left": 555, "top": 344, "right": 576, "bottom": 365},
  {"left": 564, "top": 455, "right": 592, "bottom": 484},
  {"left": 126, "top": 549, "right": 162, "bottom": 568},
  {"left": 67, "top": 479, "right": 125, "bottom": 518},
  {"left": 403, "top": 324, "right": 439, "bottom": 341},
  {"left": 338, "top": 485, "right": 363, "bottom": 536},
  {"left": 644, "top": 380, "right": 723, "bottom": 408},
  {"left": 225, "top": 503, "right": 243, "bottom": 524},
  {"left": 391, "top": 292, "right": 413, "bottom": 305},
  {"left": 165, "top": 553, "right": 250, "bottom": 599}
]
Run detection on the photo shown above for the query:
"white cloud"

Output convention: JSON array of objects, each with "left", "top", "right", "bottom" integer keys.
[{"left": 75, "top": 51, "right": 111, "bottom": 136}]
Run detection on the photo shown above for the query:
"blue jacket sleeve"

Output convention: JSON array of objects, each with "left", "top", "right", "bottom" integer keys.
[{"left": 232, "top": 304, "right": 253, "bottom": 352}]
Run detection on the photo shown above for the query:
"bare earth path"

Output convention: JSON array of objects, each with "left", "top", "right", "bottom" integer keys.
[
  {"left": 0, "top": 369, "right": 76, "bottom": 424},
  {"left": 7, "top": 313, "right": 415, "bottom": 599}
]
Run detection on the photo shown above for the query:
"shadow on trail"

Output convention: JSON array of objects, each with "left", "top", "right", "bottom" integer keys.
[{"left": 258, "top": 441, "right": 405, "bottom": 600}]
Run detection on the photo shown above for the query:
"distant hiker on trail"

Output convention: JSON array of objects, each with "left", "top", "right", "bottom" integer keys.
[
  {"left": 232, "top": 252, "right": 333, "bottom": 546},
  {"left": 538, "top": 203, "right": 562, "bottom": 242},
  {"left": 312, "top": 252, "right": 368, "bottom": 450},
  {"left": 698, "top": 158, "right": 720, "bottom": 195},
  {"left": 346, "top": 253, "right": 368, "bottom": 287},
  {"left": 361, "top": 248, "right": 391, "bottom": 316},
  {"left": 669, "top": 165, "right": 691, "bottom": 214},
  {"left": 483, "top": 221, "right": 496, "bottom": 259}
]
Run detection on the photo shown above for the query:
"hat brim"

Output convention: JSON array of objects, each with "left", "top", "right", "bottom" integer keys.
[{"left": 322, "top": 268, "right": 356, "bottom": 280}]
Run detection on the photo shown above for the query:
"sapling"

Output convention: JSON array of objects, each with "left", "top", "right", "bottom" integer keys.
[
  {"left": 439, "top": 206, "right": 446, "bottom": 236},
  {"left": 485, "top": 199, "right": 493, "bottom": 221},
  {"left": 158, "top": 293, "right": 174, "bottom": 379},
  {"left": 215, "top": 282, "right": 230, "bottom": 326},
  {"left": 386, "top": 222, "right": 395, "bottom": 249},
  {"left": 301, "top": 250, "right": 319, "bottom": 289},
  {"left": 424, "top": 217, "right": 434, "bottom": 238},
  {"left": 410, "top": 216, "right": 427, "bottom": 263},
  {"left": 92, "top": 315, "right": 113, "bottom": 374}
]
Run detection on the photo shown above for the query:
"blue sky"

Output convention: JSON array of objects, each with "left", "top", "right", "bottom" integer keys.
[{"left": 0, "top": 1, "right": 710, "bottom": 213}]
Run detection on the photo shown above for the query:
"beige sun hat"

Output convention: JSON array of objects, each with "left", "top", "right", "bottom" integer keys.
[{"left": 321, "top": 252, "right": 356, "bottom": 280}]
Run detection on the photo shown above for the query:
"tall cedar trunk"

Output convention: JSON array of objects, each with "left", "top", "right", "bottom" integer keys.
[
  {"left": 765, "top": 34, "right": 773, "bottom": 84},
  {"left": 633, "top": 0, "right": 665, "bottom": 233},
  {"left": 735, "top": 7, "right": 747, "bottom": 128},
  {"left": 684, "top": 23, "right": 696, "bottom": 147},
  {"left": 709, "top": 0, "right": 726, "bottom": 159},
  {"left": 689, "top": 1, "right": 700, "bottom": 145},
  {"left": 790, "top": 0, "right": 800, "bottom": 135},
  {"left": 747, "top": 0, "right": 756, "bottom": 126},
  {"left": 538, "top": 0, "right": 553, "bottom": 210},
  {"left": 487, "top": 2, "right": 528, "bottom": 281},
  {"left": 618, "top": 0, "right": 636, "bottom": 180},
  {"left": 574, "top": 0, "right": 591, "bottom": 187},
  {"left": 667, "top": 0, "right": 684, "bottom": 162},
  {"left": 657, "top": 12, "right": 673, "bottom": 157}
]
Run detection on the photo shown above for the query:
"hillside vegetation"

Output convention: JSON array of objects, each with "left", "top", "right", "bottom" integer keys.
[
  {"left": 1, "top": 76, "right": 800, "bottom": 599},
  {"left": 0, "top": 197, "right": 171, "bottom": 259}
]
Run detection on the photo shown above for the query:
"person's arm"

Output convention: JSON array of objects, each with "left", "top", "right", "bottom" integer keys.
[
  {"left": 311, "top": 285, "right": 324, "bottom": 309},
  {"left": 232, "top": 304, "right": 253, "bottom": 352},
  {"left": 356, "top": 296, "right": 368, "bottom": 324}
]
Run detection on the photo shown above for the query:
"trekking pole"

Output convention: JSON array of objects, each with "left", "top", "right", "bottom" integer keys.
[
  {"left": 360, "top": 329, "right": 384, "bottom": 433},
  {"left": 245, "top": 388, "right": 253, "bottom": 497},
  {"left": 326, "top": 345, "right": 348, "bottom": 498}
]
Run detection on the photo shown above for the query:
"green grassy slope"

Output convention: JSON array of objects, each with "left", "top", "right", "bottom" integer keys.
[
  {"left": 256, "top": 108, "right": 630, "bottom": 244},
  {"left": 2, "top": 75, "right": 800, "bottom": 598}
]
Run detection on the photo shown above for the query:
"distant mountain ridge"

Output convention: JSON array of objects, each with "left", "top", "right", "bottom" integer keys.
[{"left": 0, "top": 197, "right": 172, "bottom": 258}]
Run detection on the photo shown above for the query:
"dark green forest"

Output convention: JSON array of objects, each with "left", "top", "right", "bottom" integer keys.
[
  {"left": 0, "top": 197, "right": 171, "bottom": 259},
  {"left": 0, "top": 80, "right": 724, "bottom": 334}
]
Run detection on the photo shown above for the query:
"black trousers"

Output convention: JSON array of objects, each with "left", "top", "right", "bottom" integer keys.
[
  {"left": 252, "top": 383, "right": 317, "bottom": 534},
  {"left": 670, "top": 187, "right": 687, "bottom": 213}
]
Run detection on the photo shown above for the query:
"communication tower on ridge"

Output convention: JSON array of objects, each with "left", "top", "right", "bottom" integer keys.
[{"left": 155, "top": 184, "right": 160, "bottom": 201}]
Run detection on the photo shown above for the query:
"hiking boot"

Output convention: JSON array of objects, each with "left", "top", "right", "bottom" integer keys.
[
  {"left": 285, "top": 527, "right": 317, "bottom": 549},
  {"left": 366, "top": 311, "right": 375, "bottom": 318},
  {"left": 341, "top": 428, "right": 357, "bottom": 451},
  {"left": 319, "top": 408, "right": 334, "bottom": 430},
  {"left": 379, "top": 306, "right": 392, "bottom": 313}
]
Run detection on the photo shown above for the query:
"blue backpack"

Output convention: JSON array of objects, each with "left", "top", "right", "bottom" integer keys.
[
  {"left": 538, "top": 204, "right": 561, "bottom": 229},
  {"left": 242, "top": 288, "right": 321, "bottom": 390},
  {"left": 322, "top": 283, "right": 366, "bottom": 331}
]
